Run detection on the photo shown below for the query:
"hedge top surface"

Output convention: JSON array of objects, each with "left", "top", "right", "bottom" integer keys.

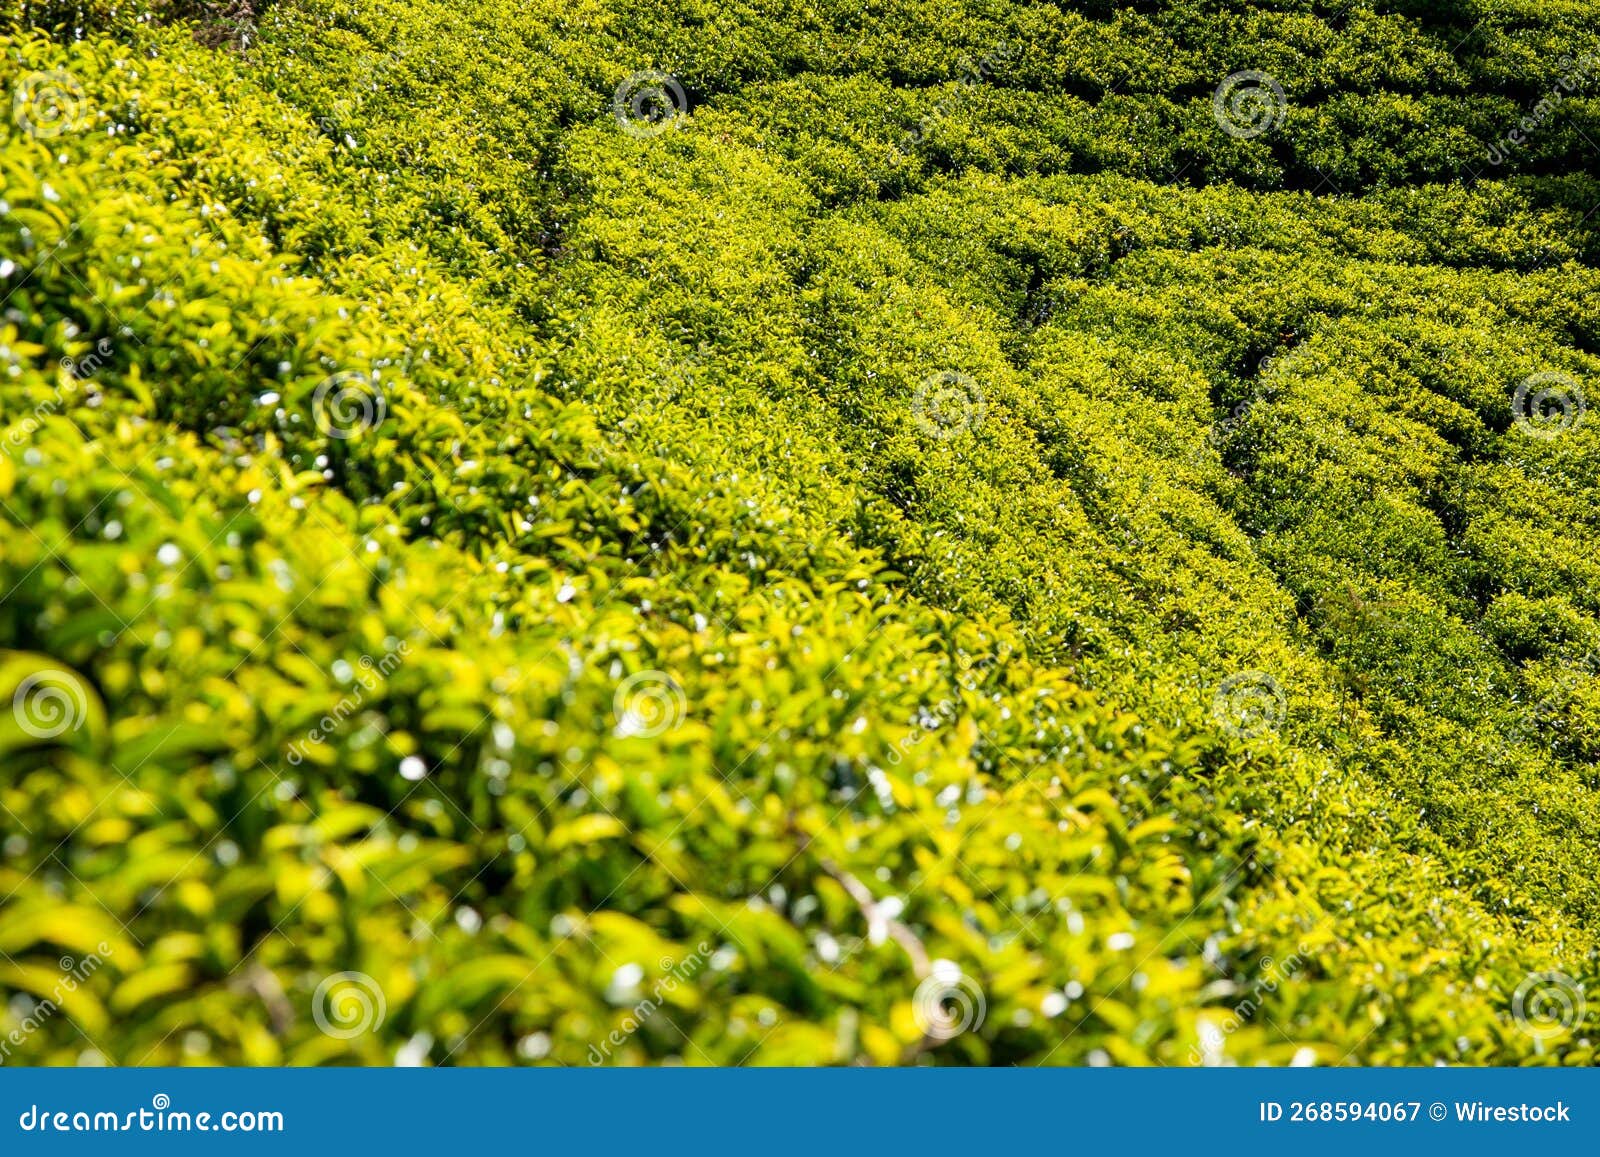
[{"left": 0, "top": 0, "right": 1597, "bottom": 1065}]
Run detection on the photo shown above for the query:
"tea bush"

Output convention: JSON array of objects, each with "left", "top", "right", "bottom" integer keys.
[{"left": 0, "top": 0, "right": 1597, "bottom": 1066}]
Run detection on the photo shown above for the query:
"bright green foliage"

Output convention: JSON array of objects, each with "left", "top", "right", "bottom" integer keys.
[{"left": 0, "top": 0, "right": 1597, "bottom": 1067}]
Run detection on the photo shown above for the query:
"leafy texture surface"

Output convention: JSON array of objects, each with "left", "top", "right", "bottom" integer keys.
[{"left": 0, "top": 0, "right": 1597, "bottom": 1065}]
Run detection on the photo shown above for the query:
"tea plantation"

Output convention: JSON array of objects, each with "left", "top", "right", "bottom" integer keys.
[{"left": 0, "top": 0, "right": 1597, "bottom": 1065}]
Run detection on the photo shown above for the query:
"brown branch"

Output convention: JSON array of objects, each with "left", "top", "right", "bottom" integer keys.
[{"left": 787, "top": 815, "right": 930, "bottom": 979}]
